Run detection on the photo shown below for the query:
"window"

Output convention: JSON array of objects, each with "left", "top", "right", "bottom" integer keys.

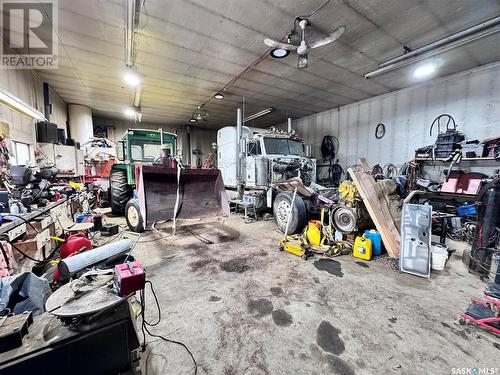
[
  {"left": 129, "top": 139, "right": 173, "bottom": 162},
  {"left": 263, "top": 137, "right": 304, "bottom": 156},
  {"left": 11, "top": 141, "right": 31, "bottom": 166},
  {"left": 247, "top": 141, "right": 261, "bottom": 156}
]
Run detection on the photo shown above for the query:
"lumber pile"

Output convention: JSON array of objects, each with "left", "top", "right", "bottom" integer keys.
[{"left": 347, "top": 162, "right": 401, "bottom": 258}]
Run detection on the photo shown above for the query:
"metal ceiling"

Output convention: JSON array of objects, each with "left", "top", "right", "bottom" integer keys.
[{"left": 37, "top": 0, "right": 500, "bottom": 129}]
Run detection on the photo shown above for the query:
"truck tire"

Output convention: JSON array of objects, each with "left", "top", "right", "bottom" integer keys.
[
  {"left": 110, "top": 168, "right": 131, "bottom": 216},
  {"left": 273, "top": 191, "right": 307, "bottom": 234},
  {"left": 125, "top": 199, "right": 144, "bottom": 232}
]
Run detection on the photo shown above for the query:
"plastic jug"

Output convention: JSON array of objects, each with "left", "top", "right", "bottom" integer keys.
[
  {"left": 353, "top": 235, "right": 372, "bottom": 260},
  {"left": 364, "top": 230, "right": 382, "bottom": 256}
]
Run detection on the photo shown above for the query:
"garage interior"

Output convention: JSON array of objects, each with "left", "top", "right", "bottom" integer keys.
[{"left": 0, "top": 0, "right": 499, "bottom": 374}]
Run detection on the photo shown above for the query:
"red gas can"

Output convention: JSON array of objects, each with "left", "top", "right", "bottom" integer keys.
[{"left": 60, "top": 233, "right": 92, "bottom": 259}]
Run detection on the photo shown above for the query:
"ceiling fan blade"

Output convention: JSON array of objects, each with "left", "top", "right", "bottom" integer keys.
[
  {"left": 264, "top": 38, "right": 298, "bottom": 51},
  {"left": 297, "top": 53, "right": 308, "bottom": 69},
  {"left": 309, "top": 25, "right": 346, "bottom": 49}
]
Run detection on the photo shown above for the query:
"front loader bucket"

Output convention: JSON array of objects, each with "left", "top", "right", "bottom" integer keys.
[{"left": 135, "top": 164, "right": 229, "bottom": 228}]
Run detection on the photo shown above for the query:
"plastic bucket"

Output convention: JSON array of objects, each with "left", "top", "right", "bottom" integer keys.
[{"left": 431, "top": 244, "right": 448, "bottom": 271}]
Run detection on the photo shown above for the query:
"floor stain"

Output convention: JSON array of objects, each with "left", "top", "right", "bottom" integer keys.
[
  {"left": 355, "top": 261, "right": 369, "bottom": 268},
  {"left": 441, "top": 322, "right": 470, "bottom": 340},
  {"left": 388, "top": 317, "right": 397, "bottom": 323},
  {"left": 272, "top": 309, "right": 293, "bottom": 326},
  {"left": 248, "top": 298, "right": 273, "bottom": 318},
  {"left": 313, "top": 277, "right": 320, "bottom": 284},
  {"left": 313, "top": 259, "right": 343, "bottom": 278},
  {"left": 316, "top": 321, "right": 345, "bottom": 355},
  {"left": 189, "top": 258, "right": 215, "bottom": 271},
  {"left": 270, "top": 287, "right": 283, "bottom": 296},
  {"left": 325, "top": 354, "right": 355, "bottom": 375},
  {"left": 284, "top": 300, "right": 291, "bottom": 305},
  {"left": 209, "top": 295, "right": 221, "bottom": 302},
  {"left": 388, "top": 330, "right": 403, "bottom": 339},
  {"left": 494, "top": 342, "right": 500, "bottom": 350},
  {"left": 220, "top": 257, "right": 250, "bottom": 273}
]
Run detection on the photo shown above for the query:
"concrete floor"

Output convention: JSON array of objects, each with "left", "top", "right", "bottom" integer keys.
[{"left": 122, "top": 215, "right": 499, "bottom": 375}]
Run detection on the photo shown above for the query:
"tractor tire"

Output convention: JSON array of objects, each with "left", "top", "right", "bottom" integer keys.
[
  {"left": 273, "top": 191, "right": 307, "bottom": 234},
  {"left": 110, "top": 168, "right": 131, "bottom": 216},
  {"left": 125, "top": 199, "right": 144, "bottom": 232}
]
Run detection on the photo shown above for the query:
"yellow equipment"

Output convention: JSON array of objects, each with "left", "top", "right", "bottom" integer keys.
[
  {"left": 353, "top": 235, "right": 372, "bottom": 260},
  {"left": 338, "top": 181, "right": 357, "bottom": 203}
]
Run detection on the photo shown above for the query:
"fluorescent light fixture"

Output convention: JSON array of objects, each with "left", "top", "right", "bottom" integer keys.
[
  {"left": 123, "top": 67, "right": 142, "bottom": 86},
  {"left": 214, "top": 92, "right": 224, "bottom": 100},
  {"left": 189, "top": 118, "right": 197, "bottom": 123},
  {"left": 413, "top": 63, "right": 436, "bottom": 79},
  {"left": 244, "top": 107, "right": 274, "bottom": 122},
  {"left": 270, "top": 48, "right": 290, "bottom": 58},
  {"left": 0, "top": 89, "right": 46, "bottom": 120},
  {"left": 124, "top": 106, "right": 140, "bottom": 118}
]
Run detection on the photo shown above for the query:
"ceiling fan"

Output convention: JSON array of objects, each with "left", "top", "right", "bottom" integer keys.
[{"left": 264, "top": 19, "right": 346, "bottom": 69}]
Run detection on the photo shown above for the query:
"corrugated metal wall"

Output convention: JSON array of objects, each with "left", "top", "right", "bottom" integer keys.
[{"left": 293, "top": 62, "right": 500, "bottom": 169}]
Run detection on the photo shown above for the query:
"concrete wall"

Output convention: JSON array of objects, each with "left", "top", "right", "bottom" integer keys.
[
  {"left": 0, "top": 70, "right": 67, "bottom": 145},
  {"left": 93, "top": 117, "right": 217, "bottom": 166},
  {"left": 292, "top": 61, "right": 500, "bottom": 169}
]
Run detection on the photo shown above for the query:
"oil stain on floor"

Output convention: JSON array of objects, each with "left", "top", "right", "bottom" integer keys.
[
  {"left": 316, "top": 321, "right": 345, "bottom": 355},
  {"left": 248, "top": 298, "right": 273, "bottom": 318},
  {"left": 272, "top": 309, "right": 293, "bottom": 326},
  {"left": 313, "top": 259, "right": 344, "bottom": 278},
  {"left": 220, "top": 257, "right": 250, "bottom": 273}
]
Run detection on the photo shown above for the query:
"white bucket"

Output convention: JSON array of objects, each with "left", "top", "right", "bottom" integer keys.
[{"left": 431, "top": 244, "right": 448, "bottom": 271}]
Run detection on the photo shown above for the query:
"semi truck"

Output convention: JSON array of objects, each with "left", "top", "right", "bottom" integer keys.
[{"left": 217, "top": 123, "right": 316, "bottom": 233}]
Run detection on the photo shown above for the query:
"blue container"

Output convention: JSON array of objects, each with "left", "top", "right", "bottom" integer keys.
[
  {"left": 456, "top": 203, "right": 477, "bottom": 217},
  {"left": 364, "top": 230, "right": 382, "bottom": 256}
]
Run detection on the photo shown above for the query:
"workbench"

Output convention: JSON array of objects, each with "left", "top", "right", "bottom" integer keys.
[{"left": 0, "top": 197, "right": 71, "bottom": 239}]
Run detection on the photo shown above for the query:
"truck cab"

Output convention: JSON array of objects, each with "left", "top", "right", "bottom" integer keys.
[{"left": 217, "top": 126, "right": 316, "bottom": 233}]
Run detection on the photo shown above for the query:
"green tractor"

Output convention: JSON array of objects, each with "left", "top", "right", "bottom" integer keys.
[{"left": 109, "top": 129, "right": 229, "bottom": 232}]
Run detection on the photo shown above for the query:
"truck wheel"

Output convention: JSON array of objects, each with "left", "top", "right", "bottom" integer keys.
[
  {"left": 273, "top": 192, "right": 307, "bottom": 234},
  {"left": 125, "top": 199, "right": 144, "bottom": 232},
  {"left": 110, "top": 169, "right": 131, "bottom": 216}
]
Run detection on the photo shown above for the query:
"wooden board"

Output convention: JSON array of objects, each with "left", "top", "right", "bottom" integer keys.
[{"left": 348, "top": 164, "right": 401, "bottom": 258}]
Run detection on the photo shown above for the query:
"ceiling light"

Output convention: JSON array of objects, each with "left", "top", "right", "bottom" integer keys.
[
  {"left": 244, "top": 107, "right": 274, "bottom": 122},
  {"left": 189, "top": 118, "right": 197, "bottom": 123},
  {"left": 196, "top": 113, "right": 203, "bottom": 120},
  {"left": 270, "top": 48, "right": 290, "bottom": 58},
  {"left": 214, "top": 92, "right": 224, "bottom": 100},
  {"left": 123, "top": 67, "right": 142, "bottom": 86},
  {"left": 0, "top": 88, "right": 46, "bottom": 120},
  {"left": 124, "top": 106, "right": 140, "bottom": 118},
  {"left": 413, "top": 63, "right": 436, "bottom": 79}
]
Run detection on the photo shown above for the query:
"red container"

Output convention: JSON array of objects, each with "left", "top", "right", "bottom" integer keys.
[{"left": 114, "top": 261, "right": 145, "bottom": 296}]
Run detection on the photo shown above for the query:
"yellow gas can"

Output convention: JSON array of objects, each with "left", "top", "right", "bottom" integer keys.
[{"left": 353, "top": 235, "right": 372, "bottom": 260}]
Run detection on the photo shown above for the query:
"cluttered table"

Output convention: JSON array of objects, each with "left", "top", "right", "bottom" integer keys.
[{"left": 0, "top": 198, "right": 70, "bottom": 238}]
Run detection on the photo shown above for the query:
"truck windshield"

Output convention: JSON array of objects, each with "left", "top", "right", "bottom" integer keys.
[
  {"left": 263, "top": 137, "right": 304, "bottom": 156},
  {"left": 130, "top": 140, "right": 173, "bottom": 161}
]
